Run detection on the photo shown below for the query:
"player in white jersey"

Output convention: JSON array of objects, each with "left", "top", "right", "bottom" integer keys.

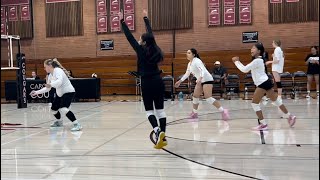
[
  {"left": 266, "top": 39, "right": 284, "bottom": 97},
  {"left": 175, "top": 48, "right": 229, "bottom": 120},
  {"left": 30, "top": 58, "right": 82, "bottom": 131},
  {"left": 232, "top": 43, "right": 296, "bottom": 131}
]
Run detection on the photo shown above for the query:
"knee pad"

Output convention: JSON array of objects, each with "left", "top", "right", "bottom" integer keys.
[
  {"left": 192, "top": 97, "right": 200, "bottom": 104},
  {"left": 146, "top": 110, "right": 154, "bottom": 118},
  {"left": 59, "top": 107, "right": 69, "bottom": 116},
  {"left": 206, "top": 97, "right": 216, "bottom": 104},
  {"left": 251, "top": 103, "right": 261, "bottom": 112},
  {"left": 272, "top": 96, "right": 283, "bottom": 107},
  {"left": 156, "top": 109, "right": 166, "bottom": 119},
  {"left": 276, "top": 82, "right": 282, "bottom": 88},
  {"left": 51, "top": 109, "right": 58, "bottom": 115}
]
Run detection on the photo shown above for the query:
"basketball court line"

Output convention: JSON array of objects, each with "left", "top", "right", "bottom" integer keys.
[
  {"left": 1, "top": 102, "right": 115, "bottom": 136},
  {"left": 149, "top": 131, "right": 262, "bottom": 180},
  {"left": 1, "top": 102, "right": 117, "bottom": 146},
  {"left": 165, "top": 136, "right": 318, "bottom": 146},
  {"left": 40, "top": 102, "right": 179, "bottom": 179}
]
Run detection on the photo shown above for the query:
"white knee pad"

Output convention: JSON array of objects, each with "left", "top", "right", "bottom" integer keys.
[
  {"left": 193, "top": 97, "right": 200, "bottom": 104},
  {"left": 272, "top": 96, "right": 283, "bottom": 107},
  {"left": 156, "top": 109, "right": 166, "bottom": 119},
  {"left": 51, "top": 110, "right": 59, "bottom": 115},
  {"left": 59, "top": 107, "right": 69, "bottom": 116},
  {"left": 251, "top": 103, "right": 261, "bottom": 112},
  {"left": 146, "top": 110, "right": 154, "bottom": 118},
  {"left": 206, "top": 97, "right": 216, "bottom": 104}
]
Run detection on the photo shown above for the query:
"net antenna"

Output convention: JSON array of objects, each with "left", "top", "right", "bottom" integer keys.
[{"left": 1, "top": 34, "right": 21, "bottom": 70}]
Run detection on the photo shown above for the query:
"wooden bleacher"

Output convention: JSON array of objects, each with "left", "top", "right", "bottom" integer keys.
[{"left": 1, "top": 47, "right": 313, "bottom": 98}]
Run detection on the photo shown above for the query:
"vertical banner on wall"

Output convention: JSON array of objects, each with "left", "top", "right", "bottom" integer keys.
[
  {"left": 110, "top": 0, "right": 120, "bottom": 15},
  {"left": 2, "top": 0, "right": 33, "bottom": 38},
  {"left": 8, "top": 6, "right": 18, "bottom": 21},
  {"left": 224, "top": 0, "right": 235, "bottom": 6},
  {"left": 20, "top": 4, "right": 30, "bottom": 21},
  {"left": 270, "top": 0, "right": 282, "bottom": 3},
  {"left": 239, "top": 0, "right": 251, "bottom": 6},
  {"left": 208, "top": 0, "right": 219, "bottom": 7},
  {"left": 17, "top": 53, "right": 27, "bottom": 109},
  {"left": 123, "top": 0, "right": 134, "bottom": 14},
  {"left": 1, "top": 6, "right": 6, "bottom": 20},
  {"left": 1, "top": 20, "right": 6, "bottom": 34},
  {"left": 110, "top": 15, "right": 120, "bottom": 32},
  {"left": 208, "top": 8, "right": 220, "bottom": 26},
  {"left": 224, "top": 7, "right": 235, "bottom": 25},
  {"left": 239, "top": 6, "right": 251, "bottom": 24},
  {"left": 124, "top": 14, "right": 134, "bottom": 30},
  {"left": 96, "top": 0, "right": 107, "bottom": 16},
  {"left": 97, "top": 16, "right": 108, "bottom": 33}
]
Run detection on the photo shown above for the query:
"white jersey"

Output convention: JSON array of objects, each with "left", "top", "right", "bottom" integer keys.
[
  {"left": 36, "top": 67, "right": 75, "bottom": 97},
  {"left": 180, "top": 57, "right": 213, "bottom": 82},
  {"left": 272, "top": 47, "right": 284, "bottom": 73},
  {"left": 235, "top": 57, "right": 268, "bottom": 86}
]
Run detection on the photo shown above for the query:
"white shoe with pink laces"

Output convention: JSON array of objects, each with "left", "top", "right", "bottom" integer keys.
[
  {"left": 221, "top": 109, "right": 230, "bottom": 121},
  {"left": 252, "top": 124, "right": 268, "bottom": 131},
  {"left": 188, "top": 112, "right": 198, "bottom": 119},
  {"left": 287, "top": 115, "right": 296, "bottom": 127}
]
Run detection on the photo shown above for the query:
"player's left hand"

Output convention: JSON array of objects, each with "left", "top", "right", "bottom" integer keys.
[
  {"left": 143, "top": 9, "right": 148, "bottom": 17},
  {"left": 119, "top": 10, "right": 124, "bottom": 20},
  {"left": 30, "top": 90, "right": 37, "bottom": 96},
  {"left": 232, "top": 57, "right": 239, "bottom": 63}
]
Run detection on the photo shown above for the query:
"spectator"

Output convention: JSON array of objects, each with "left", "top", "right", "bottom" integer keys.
[
  {"left": 212, "top": 61, "right": 227, "bottom": 83},
  {"left": 68, "top": 70, "right": 74, "bottom": 78},
  {"left": 31, "top": 71, "right": 40, "bottom": 80}
]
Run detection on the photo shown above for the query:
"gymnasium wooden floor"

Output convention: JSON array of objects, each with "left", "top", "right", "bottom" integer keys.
[{"left": 1, "top": 97, "right": 319, "bottom": 180}]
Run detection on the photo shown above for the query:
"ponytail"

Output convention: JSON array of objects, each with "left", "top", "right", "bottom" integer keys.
[
  {"left": 190, "top": 48, "right": 201, "bottom": 59},
  {"left": 44, "top": 58, "right": 71, "bottom": 78}
]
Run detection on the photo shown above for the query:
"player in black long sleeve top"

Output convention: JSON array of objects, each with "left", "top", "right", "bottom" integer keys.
[
  {"left": 305, "top": 46, "right": 319, "bottom": 98},
  {"left": 120, "top": 10, "right": 167, "bottom": 149}
]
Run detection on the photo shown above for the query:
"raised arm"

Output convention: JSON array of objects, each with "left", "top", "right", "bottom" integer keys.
[
  {"left": 143, "top": 10, "right": 153, "bottom": 35},
  {"left": 232, "top": 57, "right": 258, "bottom": 73},
  {"left": 119, "top": 11, "right": 140, "bottom": 52}
]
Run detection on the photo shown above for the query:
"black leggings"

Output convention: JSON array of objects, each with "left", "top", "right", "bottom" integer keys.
[{"left": 141, "top": 77, "right": 165, "bottom": 111}]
